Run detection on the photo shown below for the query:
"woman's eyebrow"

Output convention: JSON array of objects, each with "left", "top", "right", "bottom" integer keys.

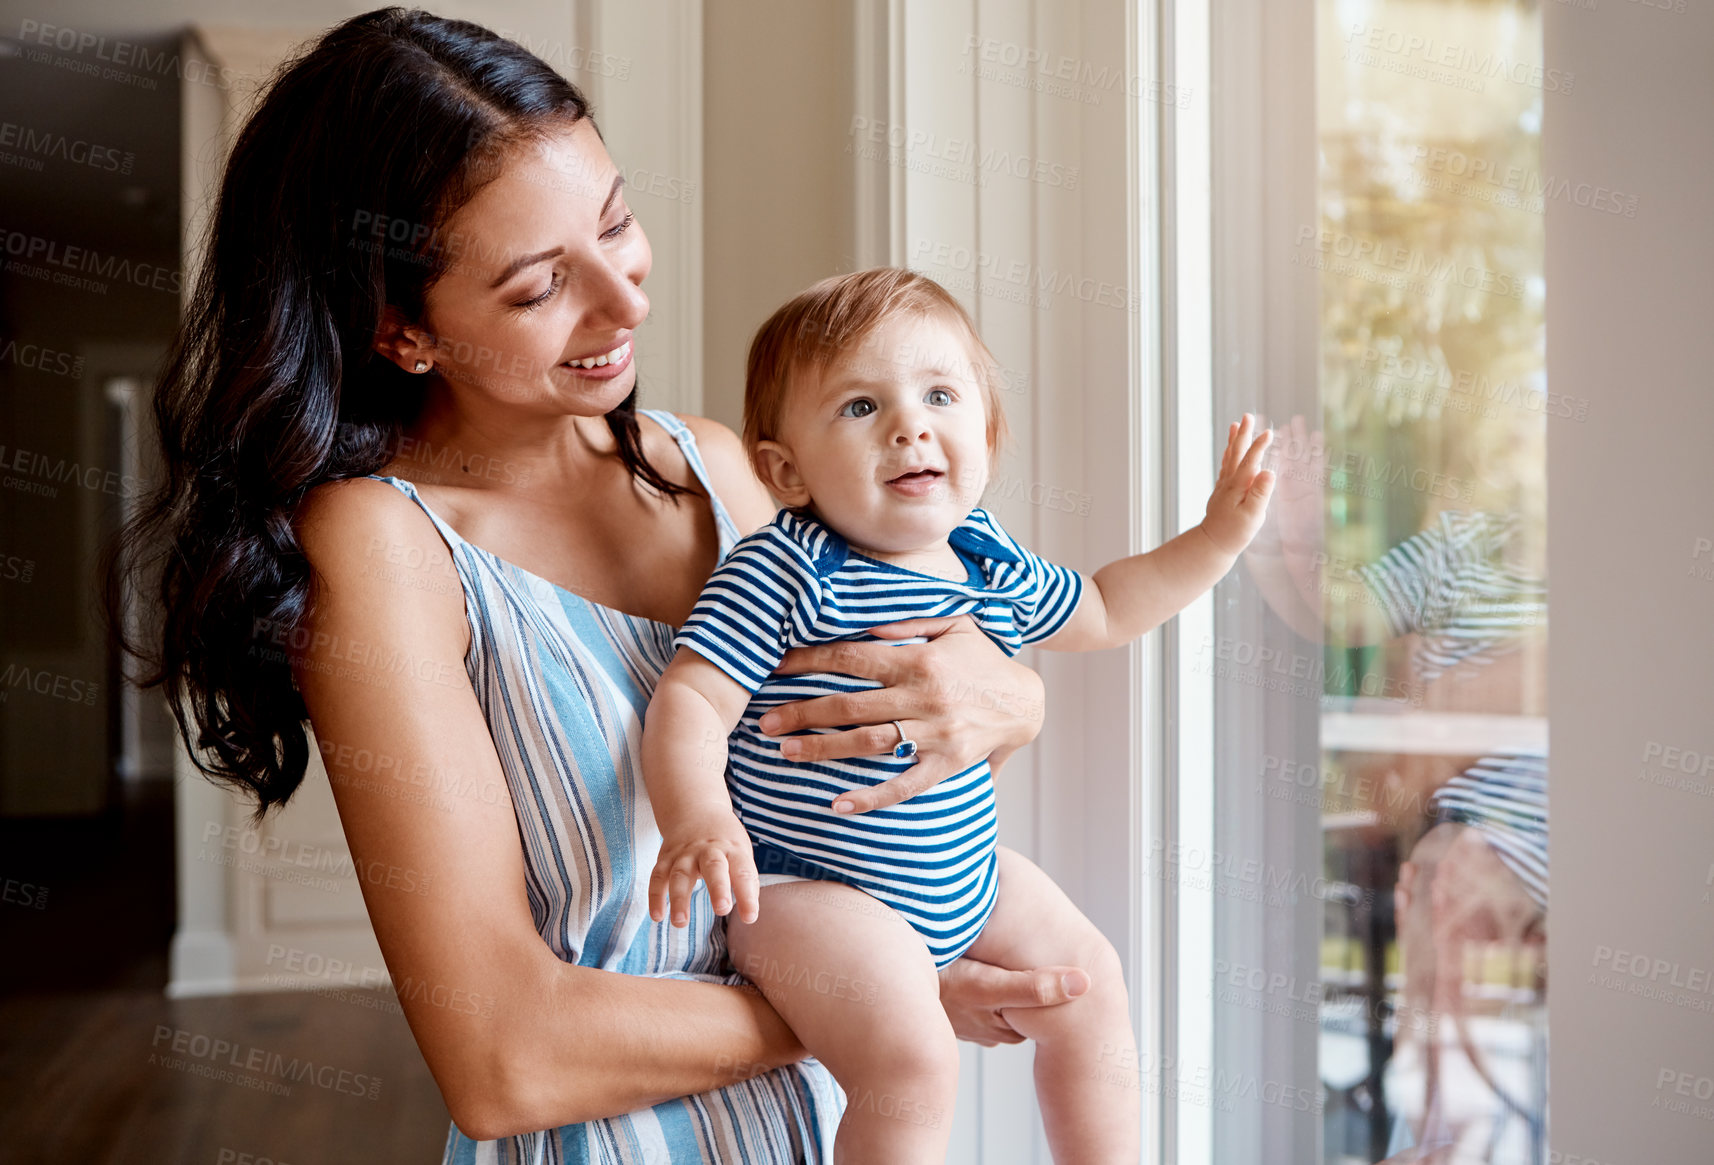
[
  {"left": 489, "top": 247, "right": 564, "bottom": 289},
  {"left": 599, "top": 173, "right": 626, "bottom": 217},
  {"left": 485, "top": 176, "right": 629, "bottom": 289}
]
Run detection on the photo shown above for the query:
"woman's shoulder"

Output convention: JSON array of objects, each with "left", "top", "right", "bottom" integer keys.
[
  {"left": 665, "top": 412, "right": 776, "bottom": 533},
  {"left": 296, "top": 474, "right": 436, "bottom": 546},
  {"left": 665, "top": 411, "right": 741, "bottom": 468},
  {"left": 294, "top": 477, "right": 465, "bottom": 622}
]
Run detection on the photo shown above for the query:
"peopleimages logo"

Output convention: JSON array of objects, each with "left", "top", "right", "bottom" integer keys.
[
  {"left": 1590, "top": 945, "right": 1714, "bottom": 990},
  {"left": 1091, "top": 1046, "right": 1324, "bottom": 1113},
  {"left": 0, "top": 335, "right": 84, "bottom": 379},
  {"left": 959, "top": 35, "right": 1192, "bottom": 108},
  {"left": 1405, "top": 146, "right": 1638, "bottom": 218},
  {"left": 0, "top": 228, "right": 181, "bottom": 295},
  {"left": 848, "top": 118, "right": 1080, "bottom": 191},
  {"left": 1354, "top": 348, "right": 1589, "bottom": 422},
  {"left": 13, "top": 20, "right": 239, "bottom": 90},
  {"left": 1342, "top": 24, "right": 1574, "bottom": 93},
  {"left": 909, "top": 239, "right": 1143, "bottom": 313},
  {"left": 0, "top": 663, "right": 98, "bottom": 706},
  {"left": 1293, "top": 226, "right": 1526, "bottom": 301},
  {"left": 0, "top": 121, "right": 134, "bottom": 173},
  {"left": 149, "top": 1025, "right": 382, "bottom": 1099}
]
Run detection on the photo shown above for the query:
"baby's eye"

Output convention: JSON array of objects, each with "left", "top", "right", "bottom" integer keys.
[
  {"left": 925, "top": 388, "right": 954, "bottom": 406},
  {"left": 838, "top": 398, "right": 877, "bottom": 419}
]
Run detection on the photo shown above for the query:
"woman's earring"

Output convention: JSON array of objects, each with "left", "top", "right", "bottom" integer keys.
[{"left": 414, "top": 360, "right": 429, "bottom": 373}]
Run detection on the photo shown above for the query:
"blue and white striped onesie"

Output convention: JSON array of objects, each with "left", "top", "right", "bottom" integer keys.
[{"left": 671, "top": 505, "right": 1085, "bottom": 967}]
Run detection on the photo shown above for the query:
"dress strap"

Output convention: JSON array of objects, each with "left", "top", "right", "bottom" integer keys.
[
  {"left": 364, "top": 474, "right": 468, "bottom": 549},
  {"left": 368, "top": 411, "right": 744, "bottom": 557},
  {"left": 637, "top": 408, "right": 743, "bottom": 556},
  {"left": 361, "top": 474, "right": 481, "bottom": 657}
]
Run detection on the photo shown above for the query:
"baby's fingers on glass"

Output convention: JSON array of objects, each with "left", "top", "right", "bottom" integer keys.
[
  {"left": 1239, "top": 425, "right": 1274, "bottom": 474},
  {"left": 1233, "top": 412, "right": 1253, "bottom": 458},
  {"left": 1225, "top": 421, "right": 1245, "bottom": 479}
]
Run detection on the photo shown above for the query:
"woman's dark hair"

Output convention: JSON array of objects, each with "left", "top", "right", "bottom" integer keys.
[{"left": 104, "top": 7, "right": 688, "bottom": 819}]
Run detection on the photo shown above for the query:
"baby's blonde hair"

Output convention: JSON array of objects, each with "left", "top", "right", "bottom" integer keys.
[{"left": 741, "top": 268, "right": 1010, "bottom": 474}]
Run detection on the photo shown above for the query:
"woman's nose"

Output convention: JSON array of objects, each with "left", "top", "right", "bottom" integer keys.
[
  {"left": 575, "top": 252, "right": 651, "bottom": 332},
  {"left": 589, "top": 266, "right": 650, "bottom": 331}
]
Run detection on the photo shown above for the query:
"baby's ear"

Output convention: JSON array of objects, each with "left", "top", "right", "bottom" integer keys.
[{"left": 751, "top": 441, "right": 810, "bottom": 508}]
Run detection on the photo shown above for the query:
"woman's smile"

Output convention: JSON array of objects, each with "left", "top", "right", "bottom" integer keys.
[{"left": 560, "top": 338, "right": 634, "bottom": 378}]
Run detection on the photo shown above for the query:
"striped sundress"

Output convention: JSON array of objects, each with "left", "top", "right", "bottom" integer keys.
[{"left": 369, "top": 407, "right": 842, "bottom": 1164}]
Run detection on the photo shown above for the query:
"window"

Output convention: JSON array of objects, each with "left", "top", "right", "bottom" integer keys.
[{"left": 1171, "top": 0, "right": 1551, "bottom": 1161}]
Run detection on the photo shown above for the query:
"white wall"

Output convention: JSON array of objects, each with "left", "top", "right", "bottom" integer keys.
[
  {"left": 1546, "top": 4, "right": 1714, "bottom": 1163},
  {"left": 839, "top": 3, "right": 1153, "bottom": 1158},
  {"left": 701, "top": 0, "right": 855, "bottom": 432}
]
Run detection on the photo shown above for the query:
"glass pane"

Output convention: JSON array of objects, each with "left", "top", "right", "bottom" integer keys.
[
  {"left": 1214, "top": 1, "right": 1550, "bottom": 1162},
  {"left": 1317, "top": 1, "right": 1549, "bottom": 1159}
]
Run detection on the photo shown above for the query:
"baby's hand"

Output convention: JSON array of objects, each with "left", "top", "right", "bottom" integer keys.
[
  {"left": 649, "top": 811, "right": 760, "bottom": 927},
  {"left": 1201, "top": 413, "right": 1276, "bottom": 556}
]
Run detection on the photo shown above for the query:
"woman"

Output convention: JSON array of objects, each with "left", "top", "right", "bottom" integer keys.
[{"left": 113, "top": 8, "right": 1087, "bottom": 1160}]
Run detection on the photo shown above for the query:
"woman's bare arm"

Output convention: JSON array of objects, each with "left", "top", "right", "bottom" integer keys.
[{"left": 290, "top": 479, "right": 805, "bottom": 1140}]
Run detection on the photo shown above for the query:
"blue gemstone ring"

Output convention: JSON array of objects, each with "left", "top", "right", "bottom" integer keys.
[{"left": 891, "top": 721, "right": 918, "bottom": 762}]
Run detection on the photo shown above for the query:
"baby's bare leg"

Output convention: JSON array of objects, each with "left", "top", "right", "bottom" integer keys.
[
  {"left": 726, "top": 880, "right": 958, "bottom": 1163},
  {"left": 963, "top": 845, "right": 1140, "bottom": 1163}
]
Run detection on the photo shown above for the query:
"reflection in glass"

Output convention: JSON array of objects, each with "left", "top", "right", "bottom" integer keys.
[{"left": 1241, "top": 0, "right": 1550, "bottom": 1160}]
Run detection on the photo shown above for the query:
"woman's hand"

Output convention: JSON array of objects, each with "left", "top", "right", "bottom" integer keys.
[
  {"left": 938, "top": 958, "right": 1091, "bottom": 1046},
  {"left": 754, "top": 614, "right": 1046, "bottom": 815}
]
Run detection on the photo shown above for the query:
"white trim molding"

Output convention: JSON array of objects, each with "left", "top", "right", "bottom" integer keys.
[{"left": 853, "top": 1, "right": 1170, "bottom": 1158}]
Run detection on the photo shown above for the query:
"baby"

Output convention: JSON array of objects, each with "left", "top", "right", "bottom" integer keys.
[{"left": 641, "top": 268, "right": 1274, "bottom": 1162}]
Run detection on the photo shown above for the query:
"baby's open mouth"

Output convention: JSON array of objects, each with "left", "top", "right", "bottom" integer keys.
[{"left": 885, "top": 468, "right": 945, "bottom": 497}]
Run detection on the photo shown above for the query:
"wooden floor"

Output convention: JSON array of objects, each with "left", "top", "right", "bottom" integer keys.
[
  {"left": 0, "top": 987, "right": 451, "bottom": 1163},
  {"left": 0, "top": 781, "right": 449, "bottom": 1162}
]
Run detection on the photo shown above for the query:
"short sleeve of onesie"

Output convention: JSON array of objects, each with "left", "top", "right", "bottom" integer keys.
[
  {"left": 671, "top": 523, "right": 824, "bottom": 692},
  {"left": 955, "top": 509, "right": 1086, "bottom": 648},
  {"left": 1013, "top": 544, "right": 1085, "bottom": 646}
]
